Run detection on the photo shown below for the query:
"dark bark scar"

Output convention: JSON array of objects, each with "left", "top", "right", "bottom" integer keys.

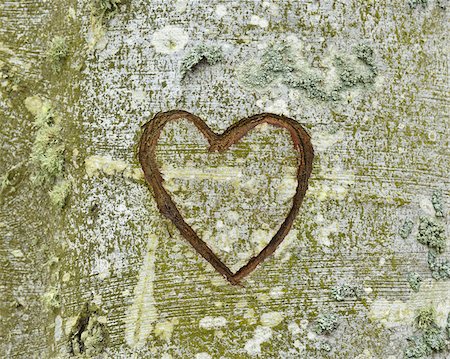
[{"left": 138, "top": 110, "right": 314, "bottom": 285}]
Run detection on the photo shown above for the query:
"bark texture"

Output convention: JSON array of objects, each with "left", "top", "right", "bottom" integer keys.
[{"left": 1, "top": 0, "right": 449, "bottom": 358}]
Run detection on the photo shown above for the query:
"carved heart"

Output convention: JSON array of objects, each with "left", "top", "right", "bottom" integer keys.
[{"left": 138, "top": 110, "right": 314, "bottom": 285}]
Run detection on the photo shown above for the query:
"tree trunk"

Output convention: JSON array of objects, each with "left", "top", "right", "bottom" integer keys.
[{"left": 1, "top": 0, "right": 449, "bottom": 358}]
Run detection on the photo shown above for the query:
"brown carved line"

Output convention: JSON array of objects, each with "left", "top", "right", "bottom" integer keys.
[{"left": 138, "top": 110, "right": 314, "bottom": 285}]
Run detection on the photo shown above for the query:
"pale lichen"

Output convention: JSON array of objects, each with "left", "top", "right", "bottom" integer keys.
[
  {"left": 314, "top": 313, "right": 339, "bottom": 335},
  {"left": 407, "top": 272, "right": 422, "bottom": 292},
  {"left": 84, "top": 155, "right": 143, "bottom": 181},
  {"left": 238, "top": 41, "right": 377, "bottom": 102},
  {"left": 89, "top": 0, "right": 123, "bottom": 47},
  {"left": 415, "top": 308, "right": 436, "bottom": 330},
  {"left": 399, "top": 219, "right": 414, "bottom": 239},
  {"left": 151, "top": 25, "right": 189, "bottom": 55},
  {"left": 446, "top": 313, "right": 450, "bottom": 338},
  {"left": 49, "top": 180, "right": 71, "bottom": 209},
  {"left": 90, "top": 0, "right": 122, "bottom": 27},
  {"left": 405, "top": 308, "right": 448, "bottom": 358},
  {"left": 46, "top": 36, "right": 68, "bottom": 72},
  {"left": 331, "top": 283, "right": 364, "bottom": 301},
  {"left": 30, "top": 102, "right": 65, "bottom": 186},
  {"left": 417, "top": 217, "right": 446, "bottom": 253},
  {"left": 408, "top": 0, "right": 428, "bottom": 8},
  {"left": 319, "top": 341, "right": 332, "bottom": 352},
  {"left": 0, "top": 161, "right": 25, "bottom": 198},
  {"left": 238, "top": 42, "right": 294, "bottom": 89},
  {"left": 42, "top": 288, "right": 61, "bottom": 311},
  {"left": 27, "top": 97, "right": 71, "bottom": 208},
  {"left": 68, "top": 303, "right": 108, "bottom": 357},
  {"left": 431, "top": 190, "right": 443, "bottom": 217},
  {"left": 427, "top": 252, "right": 450, "bottom": 280},
  {"left": 260, "top": 312, "right": 284, "bottom": 328},
  {"left": 180, "top": 44, "right": 224, "bottom": 79}
]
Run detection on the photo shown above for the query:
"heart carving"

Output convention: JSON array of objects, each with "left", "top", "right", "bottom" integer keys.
[{"left": 138, "top": 110, "right": 314, "bottom": 285}]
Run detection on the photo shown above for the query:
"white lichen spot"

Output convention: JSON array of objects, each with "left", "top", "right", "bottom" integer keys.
[
  {"left": 65, "top": 316, "right": 77, "bottom": 336},
  {"left": 11, "top": 249, "right": 24, "bottom": 258},
  {"left": 236, "top": 299, "right": 248, "bottom": 308},
  {"left": 154, "top": 321, "right": 174, "bottom": 342},
  {"left": 54, "top": 315, "right": 63, "bottom": 342},
  {"left": 244, "top": 326, "right": 273, "bottom": 356},
  {"left": 262, "top": 1, "right": 280, "bottom": 15},
  {"left": 316, "top": 222, "right": 339, "bottom": 247},
  {"left": 419, "top": 196, "right": 436, "bottom": 216},
  {"left": 265, "top": 99, "right": 289, "bottom": 115},
  {"left": 274, "top": 229, "right": 299, "bottom": 262},
  {"left": 369, "top": 280, "right": 450, "bottom": 328},
  {"left": 151, "top": 25, "right": 189, "bottom": 54},
  {"left": 312, "top": 131, "right": 344, "bottom": 153},
  {"left": 287, "top": 322, "right": 301, "bottom": 335},
  {"left": 91, "top": 258, "right": 110, "bottom": 280},
  {"left": 195, "top": 353, "right": 212, "bottom": 359},
  {"left": 255, "top": 292, "right": 270, "bottom": 304},
  {"left": 124, "top": 235, "right": 159, "bottom": 348},
  {"left": 161, "top": 165, "right": 242, "bottom": 182},
  {"left": 175, "top": 0, "right": 188, "bottom": 13},
  {"left": 269, "top": 286, "right": 285, "bottom": 299},
  {"left": 24, "top": 95, "right": 44, "bottom": 116},
  {"left": 215, "top": 4, "right": 227, "bottom": 18},
  {"left": 199, "top": 316, "right": 227, "bottom": 330},
  {"left": 85, "top": 155, "right": 143, "bottom": 181},
  {"left": 249, "top": 15, "right": 269, "bottom": 28},
  {"left": 276, "top": 175, "right": 297, "bottom": 201},
  {"left": 260, "top": 311, "right": 284, "bottom": 327}
]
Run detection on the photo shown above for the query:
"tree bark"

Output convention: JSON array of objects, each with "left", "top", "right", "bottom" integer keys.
[{"left": 1, "top": 1, "right": 449, "bottom": 358}]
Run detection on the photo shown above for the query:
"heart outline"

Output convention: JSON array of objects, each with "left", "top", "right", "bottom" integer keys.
[{"left": 139, "top": 110, "right": 314, "bottom": 285}]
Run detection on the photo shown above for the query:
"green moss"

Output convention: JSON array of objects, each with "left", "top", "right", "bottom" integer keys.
[
  {"left": 417, "top": 217, "right": 446, "bottom": 253},
  {"left": 315, "top": 313, "right": 339, "bottom": 334},
  {"left": 431, "top": 190, "right": 443, "bottom": 217},
  {"left": 46, "top": 36, "right": 68, "bottom": 72},
  {"left": 49, "top": 180, "right": 71, "bottom": 209},
  {"left": 331, "top": 283, "right": 363, "bottom": 301},
  {"left": 427, "top": 251, "right": 450, "bottom": 280},
  {"left": 399, "top": 219, "right": 414, "bottom": 239},
  {"left": 180, "top": 44, "right": 224, "bottom": 79},
  {"left": 407, "top": 272, "right": 422, "bottom": 292}
]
